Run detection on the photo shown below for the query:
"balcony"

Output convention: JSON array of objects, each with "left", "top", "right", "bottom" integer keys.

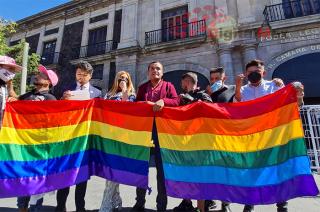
[
  {"left": 264, "top": 0, "right": 320, "bottom": 22},
  {"left": 40, "top": 52, "right": 63, "bottom": 66},
  {"left": 145, "top": 20, "right": 206, "bottom": 46},
  {"left": 73, "top": 40, "right": 118, "bottom": 59}
]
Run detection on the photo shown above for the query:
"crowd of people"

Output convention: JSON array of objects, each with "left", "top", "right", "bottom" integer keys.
[{"left": 0, "top": 55, "right": 304, "bottom": 212}]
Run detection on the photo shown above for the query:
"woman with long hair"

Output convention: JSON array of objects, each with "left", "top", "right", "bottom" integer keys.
[
  {"left": 99, "top": 71, "right": 136, "bottom": 212},
  {"left": 104, "top": 70, "right": 135, "bottom": 101}
]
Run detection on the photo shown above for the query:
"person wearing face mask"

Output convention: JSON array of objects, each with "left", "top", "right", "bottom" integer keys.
[
  {"left": 17, "top": 65, "right": 58, "bottom": 101},
  {"left": 16, "top": 65, "right": 58, "bottom": 212},
  {"left": 205, "top": 67, "right": 234, "bottom": 212},
  {"left": 206, "top": 67, "right": 235, "bottom": 103},
  {"left": 234, "top": 59, "right": 304, "bottom": 212},
  {"left": 0, "top": 55, "right": 21, "bottom": 126},
  {"left": 104, "top": 70, "right": 136, "bottom": 101},
  {"left": 173, "top": 72, "right": 212, "bottom": 212},
  {"left": 235, "top": 60, "right": 286, "bottom": 103},
  {"left": 99, "top": 71, "right": 136, "bottom": 212}
]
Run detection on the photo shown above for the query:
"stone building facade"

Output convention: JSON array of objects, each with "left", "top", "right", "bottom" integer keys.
[{"left": 9, "top": 0, "right": 320, "bottom": 103}]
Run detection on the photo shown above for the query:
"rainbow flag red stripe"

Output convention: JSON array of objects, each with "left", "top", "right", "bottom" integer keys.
[
  {"left": 156, "top": 85, "right": 319, "bottom": 204},
  {"left": 0, "top": 100, "right": 153, "bottom": 198}
]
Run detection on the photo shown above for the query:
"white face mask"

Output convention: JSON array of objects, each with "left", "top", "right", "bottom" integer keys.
[
  {"left": 0, "top": 68, "right": 15, "bottom": 82},
  {"left": 210, "top": 80, "right": 223, "bottom": 93}
]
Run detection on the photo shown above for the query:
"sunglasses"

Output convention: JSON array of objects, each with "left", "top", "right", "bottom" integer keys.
[{"left": 118, "top": 76, "right": 129, "bottom": 83}]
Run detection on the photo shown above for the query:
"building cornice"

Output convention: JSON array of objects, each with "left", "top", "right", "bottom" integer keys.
[{"left": 16, "top": 0, "right": 121, "bottom": 31}]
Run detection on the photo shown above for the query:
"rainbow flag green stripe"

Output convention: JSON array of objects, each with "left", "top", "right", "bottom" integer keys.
[
  {"left": 0, "top": 99, "right": 153, "bottom": 198},
  {"left": 0, "top": 135, "right": 150, "bottom": 162},
  {"left": 156, "top": 85, "right": 319, "bottom": 204},
  {"left": 161, "top": 138, "right": 306, "bottom": 169}
]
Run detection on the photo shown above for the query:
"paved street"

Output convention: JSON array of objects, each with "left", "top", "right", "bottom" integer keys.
[{"left": 0, "top": 169, "right": 319, "bottom": 212}]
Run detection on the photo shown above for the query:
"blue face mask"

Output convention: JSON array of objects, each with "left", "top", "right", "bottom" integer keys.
[{"left": 210, "top": 80, "right": 223, "bottom": 93}]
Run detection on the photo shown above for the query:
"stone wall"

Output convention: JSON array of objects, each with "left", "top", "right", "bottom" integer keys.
[{"left": 55, "top": 20, "right": 84, "bottom": 98}]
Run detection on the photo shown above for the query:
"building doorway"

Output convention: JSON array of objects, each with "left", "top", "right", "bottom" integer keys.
[{"left": 272, "top": 52, "right": 320, "bottom": 104}]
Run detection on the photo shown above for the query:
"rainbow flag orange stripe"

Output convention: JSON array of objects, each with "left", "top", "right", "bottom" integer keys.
[
  {"left": 0, "top": 100, "right": 153, "bottom": 198},
  {"left": 156, "top": 85, "right": 319, "bottom": 204},
  {"left": 0, "top": 85, "right": 318, "bottom": 204}
]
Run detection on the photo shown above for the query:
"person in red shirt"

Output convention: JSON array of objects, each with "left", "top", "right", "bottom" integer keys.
[{"left": 133, "top": 61, "right": 179, "bottom": 211}]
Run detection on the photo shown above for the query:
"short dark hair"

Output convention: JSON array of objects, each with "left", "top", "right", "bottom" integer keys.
[
  {"left": 147, "top": 61, "right": 163, "bottom": 71},
  {"left": 245, "top": 59, "right": 264, "bottom": 71},
  {"left": 210, "top": 67, "right": 225, "bottom": 75},
  {"left": 76, "top": 61, "right": 93, "bottom": 74}
]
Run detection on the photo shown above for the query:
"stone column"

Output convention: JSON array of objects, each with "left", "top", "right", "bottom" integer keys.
[
  {"left": 236, "top": 0, "right": 255, "bottom": 23},
  {"left": 36, "top": 26, "right": 46, "bottom": 55},
  {"left": 107, "top": 8, "right": 115, "bottom": 41},
  {"left": 55, "top": 20, "right": 66, "bottom": 53},
  {"left": 154, "top": 0, "right": 161, "bottom": 30},
  {"left": 118, "top": 0, "right": 139, "bottom": 48},
  {"left": 80, "top": 12, "right": 90, "bottom": 47},
  {"left": 102, "top": 61, "right": 110, "bottom": 95},
  {"left": 226, "top": 0, "right": 238, "bottom": 20},
  {"left": 242, "top": 43, "right": 257, "bottom": 65},
  {"left": 218, "top": 45, "right": 235, "bottom": 84}
]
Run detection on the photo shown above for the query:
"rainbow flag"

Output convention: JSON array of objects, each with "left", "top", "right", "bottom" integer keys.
[
  {"left": 156, "top": 85, "right": 319, "bottom": 204},
  {"left": 0, "top": 99, "right": 153, "bottom": 198}
]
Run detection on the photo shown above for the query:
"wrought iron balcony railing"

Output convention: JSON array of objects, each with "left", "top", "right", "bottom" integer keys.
[
  {"left": 264, "top": 0, "right": 320, "bottom": 22},
  {"left": 73, "top": 40, "right": 118, "bottom": 59},
  {"left": 145, "top": 20, "right": 206, "bottom": 46}
]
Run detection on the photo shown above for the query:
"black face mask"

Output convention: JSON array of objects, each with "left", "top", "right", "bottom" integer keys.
[{"left": 248, "top": 72, "right": 262, "bottom": 84}]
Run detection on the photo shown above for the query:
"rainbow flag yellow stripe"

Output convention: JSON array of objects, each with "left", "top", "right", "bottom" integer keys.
[
  {"left": 156, "top": 85, "right": 319, "bottom": 204},
  {"left": 0, "top": 100, "right": 153, "bottom": 198}
]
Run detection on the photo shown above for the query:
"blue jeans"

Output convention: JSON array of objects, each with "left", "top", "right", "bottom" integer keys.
[{"left": 17, "top": 196, "right": 43, "bottom": 212}]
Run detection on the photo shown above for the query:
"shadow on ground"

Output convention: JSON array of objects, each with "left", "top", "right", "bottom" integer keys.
[
  {"left": 0, "top": 206, "right": 159, "bottom": 212},
  {"left": 0, "top": 206, "right": 226, "bottom": 212}
]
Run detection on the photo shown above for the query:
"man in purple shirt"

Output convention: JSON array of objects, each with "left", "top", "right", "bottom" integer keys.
[
  {"left": 133, "top": 61, "right": 179, "bottom": 211},
  {"left": 136, "top": 61, "right": 179, "bottom": 109}
]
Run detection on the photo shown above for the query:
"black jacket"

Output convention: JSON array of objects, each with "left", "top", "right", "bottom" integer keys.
[
  {"left": 19, "top": 89, "right": 57, "bottom": 101},
  {"left": 210, "top": 85, "right": 235, "bottom": 103},
  {"left": 179, "top": 89, "right": 212, "bottom": 106}
]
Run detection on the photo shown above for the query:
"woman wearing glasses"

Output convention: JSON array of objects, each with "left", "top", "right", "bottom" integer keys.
[{"left": 99, "top": 71, "right": 136, "bottom": 212}]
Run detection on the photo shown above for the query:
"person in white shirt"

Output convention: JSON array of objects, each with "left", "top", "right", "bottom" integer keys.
[
  {"left": 61, "top": 61, "right": 101, "bottom": 100},
  {"left": 57, "top": 61, "right": 101, "bottom": 212},
  {"left": 235, "top": 59, "right": 303, "bottom": 105},
  {"left": 234, "top": 59, "right": 304, "bottom": 212}
]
